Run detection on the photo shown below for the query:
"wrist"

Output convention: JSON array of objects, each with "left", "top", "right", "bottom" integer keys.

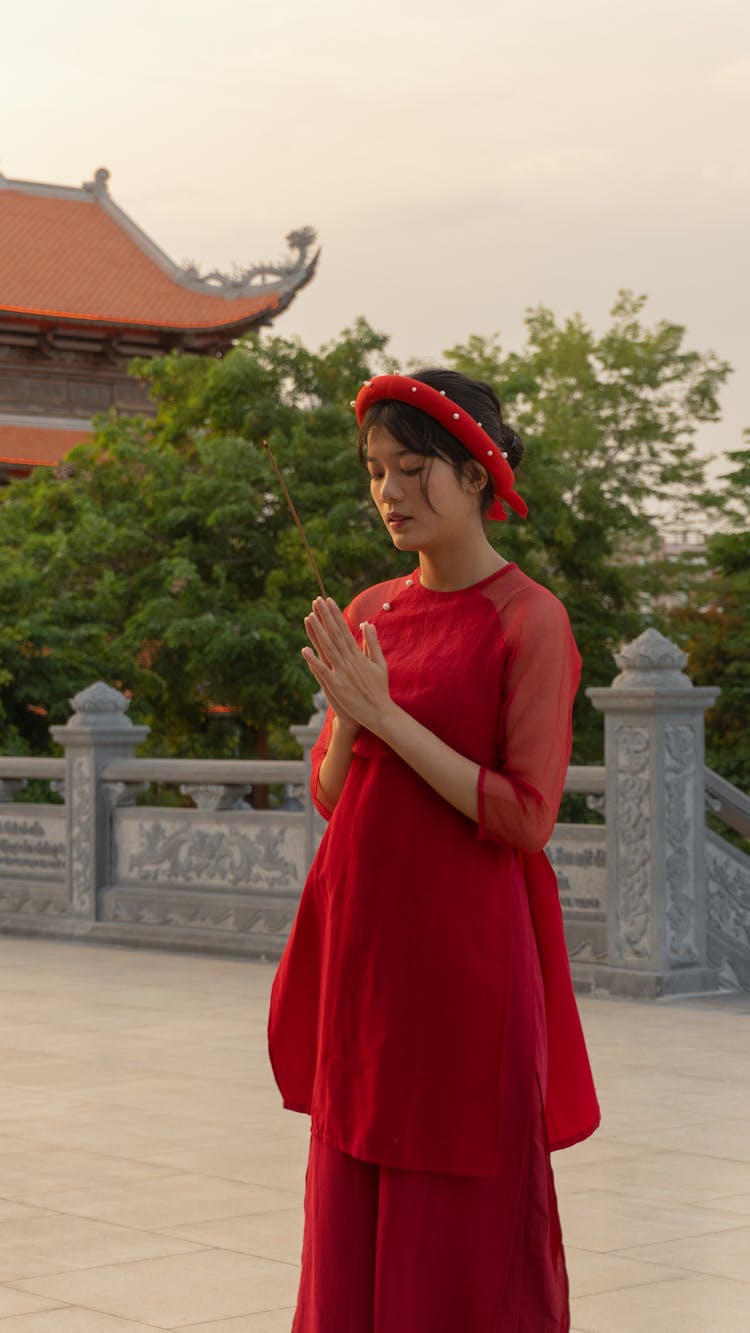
[
  {"left": 370, "top": 701, "right": 404, "bottom": 748},
  {"left": 332, "top": 714, "right": 360, "bottom": 741}
]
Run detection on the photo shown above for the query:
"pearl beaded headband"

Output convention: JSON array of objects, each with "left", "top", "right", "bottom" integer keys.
[{"left": 354, "top": 374, "right": 527, "bottom": 521}]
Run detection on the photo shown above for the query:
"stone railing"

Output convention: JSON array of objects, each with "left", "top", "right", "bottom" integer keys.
[{"left": 0, "top": 633, "right": 747, "bottom": 995}]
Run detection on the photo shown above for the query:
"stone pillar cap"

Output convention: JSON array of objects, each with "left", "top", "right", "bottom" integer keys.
[
  {"left": 66, "top": 682, "right": 136, "bottom": 730},
  {"left": 612, "top": 628, "right": 691, "bottom": 690}
]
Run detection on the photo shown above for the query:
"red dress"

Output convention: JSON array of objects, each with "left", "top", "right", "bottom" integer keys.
[{"left": 269, "top": 561, "right": 599, "bottom": 1181}]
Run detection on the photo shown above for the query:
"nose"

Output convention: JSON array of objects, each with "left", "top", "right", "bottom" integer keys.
[{"left": 379, "top": 468, "right": 405, "bottom": 503}]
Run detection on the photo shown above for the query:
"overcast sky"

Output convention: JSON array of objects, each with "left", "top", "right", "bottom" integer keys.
[{"left": 2, "top": 0, "right": 747, "bottom": 473}]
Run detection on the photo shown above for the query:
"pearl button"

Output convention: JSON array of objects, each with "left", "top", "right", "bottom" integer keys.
[
  {"left": 405, "top": 579, "right": 413, "bottom": 587},
  {"left": 383, "top": 602, "right": 391, "bottom": 610},
  {"left": 487, "top": 450, "right": 493, "bottom": 456},
  {"left": 411, "top": 386, "right": 418, "bottom": 392},
  {"left": 439, "top": 390, "right": 446, "bottom": 396},
  {"left": 452, "top": 412, "right": 460, "bottom": 419}
]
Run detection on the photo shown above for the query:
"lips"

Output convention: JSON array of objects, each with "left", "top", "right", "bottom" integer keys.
[{"left": 387, "top": 513, "right": 410, "bottom": 524}]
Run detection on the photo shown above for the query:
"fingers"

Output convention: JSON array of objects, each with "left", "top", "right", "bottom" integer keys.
[
  {"left": 308, "top": 597, "right": 357, "bottom": 664},
  {"left": 301, "top": 646, "right": 347, "bottom": 715},
  {"left": 303, "top": 614, "right": 331, "bottom": 668},
  {"left": 361, "top": 621, "right": 387, "bottom": 668}
]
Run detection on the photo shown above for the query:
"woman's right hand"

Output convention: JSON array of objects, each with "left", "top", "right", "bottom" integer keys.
[{"left": 303, "top": 610, "right": 361, "bottom": 737}]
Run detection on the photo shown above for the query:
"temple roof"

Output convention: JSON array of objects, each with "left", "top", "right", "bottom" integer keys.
[
  {"left": 0, "top": 419, "right": 92, "bottom": 471},
  {"left": 0, "top": 168, "right": 319, "bottom": 337}
]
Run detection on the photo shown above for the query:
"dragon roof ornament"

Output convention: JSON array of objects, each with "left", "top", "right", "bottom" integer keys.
[{"left": 178, "top": 226, "right": 320, "bottom": 297}]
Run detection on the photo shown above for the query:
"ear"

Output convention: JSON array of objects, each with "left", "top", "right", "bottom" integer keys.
[{"left": 463, "top": 460, "right": 488, "bottom": 494}]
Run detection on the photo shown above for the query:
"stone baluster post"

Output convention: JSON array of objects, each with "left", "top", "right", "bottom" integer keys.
[
  {"left": 587, "top": 629, "right": 720, "bottom": 997},
  {"left": 289, "top": 689, "right": 328, "bottom": 873},
  {"left": 50, "top": 683, "right": 149, "bottom": 923}
]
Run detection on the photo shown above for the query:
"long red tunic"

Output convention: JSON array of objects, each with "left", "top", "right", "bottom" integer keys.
[{"left": 268, "top": 562, "right": 600, "bottom": 1179}]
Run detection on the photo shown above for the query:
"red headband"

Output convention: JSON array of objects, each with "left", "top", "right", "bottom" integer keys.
[{"left": 354, "top": 374, "right": 527, "bottom": 521}]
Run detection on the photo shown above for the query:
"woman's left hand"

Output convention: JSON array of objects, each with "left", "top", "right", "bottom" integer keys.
[{"left": 302, "top": 597, "right": 393, "bottom": 734}]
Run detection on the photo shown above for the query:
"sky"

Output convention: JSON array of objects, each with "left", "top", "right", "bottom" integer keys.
[{"left": 1, "top": 0, "right": 748, "bottom": 476}]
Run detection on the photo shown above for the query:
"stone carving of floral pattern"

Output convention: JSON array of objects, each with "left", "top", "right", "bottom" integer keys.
[
  {"left": 70, "top": 756, "right": 94, "bottom": 913},
  {"left": 0, "top": 888, "right": 67, "bottom": 917},
  {"left": 127, "top": 820, "right": 298, "bottom": 889},
  {"left": 103, "top": 893, "right": 296, "bottom": 937},
  {"left": 705, "top": 832, "right": 750, "bottom": 992},
  {"left": 615, "top": 726, "right": 651, "bottom": 959},
  {"left": 664, "top": 725, "right": 698, "bottom": 963}
]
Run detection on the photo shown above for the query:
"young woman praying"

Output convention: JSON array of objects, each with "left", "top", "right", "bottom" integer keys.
[{"left": 268, "top": 368, "right": 600, "bottom": 1333}]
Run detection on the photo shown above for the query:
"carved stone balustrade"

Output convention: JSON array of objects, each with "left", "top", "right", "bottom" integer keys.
[
  {"left": 49, "top": 683, "right": 150, "bottom": 922},
  {"left": 0, "top": 653, "right": 746, "bottom": 991},
  {"left": 0, "top": 780, "right": 27, "bottom": 803},
  {"left": 179, "top": 784, "right": 253, "bottom": 811},
  {"left": 586, "top": 628, "right": 720, "bottom": 997}
]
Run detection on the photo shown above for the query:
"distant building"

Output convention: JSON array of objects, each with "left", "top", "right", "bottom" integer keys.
[
  {"left": 659, "top": 525, "right": 708, "bottom": 561},
  {"left": 0, "top": 167, "right": 318, "bottom": 480}
]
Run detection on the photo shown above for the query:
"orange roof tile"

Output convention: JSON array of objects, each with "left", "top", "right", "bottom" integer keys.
[
  {"left": 0, "top": 423, "right": 92, "bottom": 467},
  {"left": 0, "top": 184, "right": 298, "bottom": 332}
]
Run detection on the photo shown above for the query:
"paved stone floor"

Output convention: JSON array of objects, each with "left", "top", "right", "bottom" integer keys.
[{"left": 0, "top": 939, "right": 748, "bottom": 1332}]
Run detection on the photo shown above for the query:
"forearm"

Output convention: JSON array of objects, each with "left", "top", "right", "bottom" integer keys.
[
  {"left": 374, "top": 705, "right": 556, "bottom": 849},
  {"left": 316, "top": 716, "right": 359, "bottom": 812},
  {"left": 375, "top": 704, "right": 480, "bottom": 825}
]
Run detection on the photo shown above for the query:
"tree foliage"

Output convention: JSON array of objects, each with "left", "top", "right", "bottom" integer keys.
[
  {"left": 0, "top": 320, "right": 402, "bottom": 757},
  {"left": 0, "top": 294, "right": 738, "bottom": 772},
  {"left": 442, "top": 290, "right": 732, "bottom": 757},
  {"left": 666, "top": 438, "right": 750, "bottom": 792}
]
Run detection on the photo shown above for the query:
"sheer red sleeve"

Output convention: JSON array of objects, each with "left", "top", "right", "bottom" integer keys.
[
  {"left": 310, "top": 707, "right": 335, "bottom": 820},
  {"left": 477, "top": 590, "right": 581, "bottom": 853}
]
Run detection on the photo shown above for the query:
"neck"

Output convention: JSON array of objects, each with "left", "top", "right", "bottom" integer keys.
[{"left": 417, "top": 533, "right": 508, "bottom": 592}]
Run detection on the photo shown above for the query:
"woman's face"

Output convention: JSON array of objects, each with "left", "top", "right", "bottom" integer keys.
[{"left": 365, "top": 422, "right": 484, "bottom": 551}]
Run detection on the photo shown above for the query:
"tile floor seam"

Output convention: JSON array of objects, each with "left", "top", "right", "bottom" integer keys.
[
  {"left": 607, "top": 1251, "right": 747, "bottom": 1280},
  {"left": 0, "top": 1300, "right": 173, "bottom": 1331},
  {"left": 563, "top": 1182, "right": 750, "bottom": 1214},
  {"left": 147, "top": 1242, "right": 301, "bottom": 1271},
  {"left": 1, "top": 1246, "right": 215, "bottom": 1286},
  {"left": 607, "top": 1217, "right": 750, "bottom": 1246},
  {"left": 170, "top": 1309, "right": 296, "bottom": 1331}
]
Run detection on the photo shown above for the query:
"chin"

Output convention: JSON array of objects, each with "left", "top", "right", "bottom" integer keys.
[{"left": 388, "top": 529, "right": 420, "bottom": 550}]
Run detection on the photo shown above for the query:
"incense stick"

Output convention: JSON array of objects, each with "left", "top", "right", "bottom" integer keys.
[{"left": 262, "top": 440, "right": 328, "bottom": 598}]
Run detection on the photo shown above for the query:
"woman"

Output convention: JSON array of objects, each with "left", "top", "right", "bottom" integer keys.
[{"left": 268, "top": 369, "right": 600, "bottom": 1333}]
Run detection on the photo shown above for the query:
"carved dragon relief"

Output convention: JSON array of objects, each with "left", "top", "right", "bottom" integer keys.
[
  {"left": 125, "top": 819, "right": 299, "bottom": 890},
  {"left": 179, "top": 227, "right": 319, "bottom": 295},
  {"left": 615, "top": 726, "right": 651, "bottom": 960},
  {"left": 664, "top": 725, "right": 698, "bottom": 963}
]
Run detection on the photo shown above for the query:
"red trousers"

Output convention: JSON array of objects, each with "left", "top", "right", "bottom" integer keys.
[{"left": 292, "top": 1078, "right": 569, "bottom": 1333}]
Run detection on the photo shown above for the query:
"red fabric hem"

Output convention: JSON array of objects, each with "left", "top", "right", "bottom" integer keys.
[{"left": 550, "top": 1115, "right": 602, "bottom": 1152}]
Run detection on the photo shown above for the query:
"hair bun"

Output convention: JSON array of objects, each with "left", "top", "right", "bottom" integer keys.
[{"left": 500, "top": 426, "right": 524, "bottom": 471}]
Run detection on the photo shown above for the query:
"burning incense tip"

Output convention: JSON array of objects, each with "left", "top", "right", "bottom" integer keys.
[{"left": 262, "top": 439, "right": 327, "bottom": 598}]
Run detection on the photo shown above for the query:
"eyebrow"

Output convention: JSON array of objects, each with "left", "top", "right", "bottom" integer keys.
[{"left": 365, "top": 448, "right": 416, "bottom": 462}]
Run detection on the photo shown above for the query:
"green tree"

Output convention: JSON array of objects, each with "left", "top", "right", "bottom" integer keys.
[
  {"left": 667, "top": 438, "right": 750, "bottom": 793},
  {"left": 0, "top": 297, "right": 734, "bottom": 775},
  {"left": 442, "top": 290, "right": 732, "bottom": 759},
  {"left": 0, "top": 320, "right": 403, "bottom": 758}
]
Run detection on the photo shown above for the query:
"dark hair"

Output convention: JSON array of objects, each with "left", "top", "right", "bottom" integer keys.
[{"left": 357, "top": 367, "right": 523, "bottom": 520}]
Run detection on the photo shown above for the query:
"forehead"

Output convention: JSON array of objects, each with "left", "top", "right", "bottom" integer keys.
[{"left": 365, "top": 422, "right": 421, "bottom": 460}]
